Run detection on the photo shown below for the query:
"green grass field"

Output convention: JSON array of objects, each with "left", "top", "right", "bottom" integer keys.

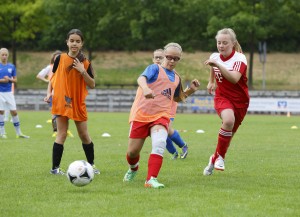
[{"left": 1, "top": 111, "right": 300, "bottom": 217}]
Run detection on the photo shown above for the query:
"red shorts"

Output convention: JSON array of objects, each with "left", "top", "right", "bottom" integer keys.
[
  {"left": 215, "top": 97, "right": 248, "bottom": 133},
  {"left": 129, "top": 117, "right": 170, "bottom": 139}
]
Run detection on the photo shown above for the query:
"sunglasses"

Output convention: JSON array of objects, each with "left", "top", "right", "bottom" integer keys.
[
  {"left": 165, "top": 55, "right": 180, "bottom": 62},
  {"left": 154, "top": 56, "right": 164, "bottom": 60}
]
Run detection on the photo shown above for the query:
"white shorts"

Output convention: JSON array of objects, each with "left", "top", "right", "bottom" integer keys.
[{"left": 0, "top": 92, "right": 17, "bottom": 111}]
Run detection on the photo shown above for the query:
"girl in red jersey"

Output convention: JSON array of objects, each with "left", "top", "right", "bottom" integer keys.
[
  {"left": 203, "top": 28, "right": 249, "bottom": 176},
  {"left": 44, "top": 29, "right": 100, "bottom": 175},
  {"left": 123, "top": 43, "right": 200, "bottom": 188}
]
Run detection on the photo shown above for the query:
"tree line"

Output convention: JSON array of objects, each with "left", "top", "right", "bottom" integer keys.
[{"left": 1, "top": 0, "right": 299, "bottom": 88}]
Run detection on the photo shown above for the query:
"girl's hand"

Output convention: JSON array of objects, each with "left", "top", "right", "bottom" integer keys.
[
  {"left": 44, "top": 94, "right": 51, "bottom": 103},
  {"left": 142, "top": 86, "right": 155, "bottom": 99},
  {"left": 204, "top": 59, "right": 218, "bottom": 68},
  {"left": 207, "top": 81, "right": 215, "bottom": 95},
  {"left": 73, "top": 58, "right": 85, "bottom": 74},
  {"left": 190, "top": 79, "right": 200, "bottom": 91}
]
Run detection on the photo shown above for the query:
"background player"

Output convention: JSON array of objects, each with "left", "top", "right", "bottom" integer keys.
[{"left": 0, "top": 48, "right": 30, "bottom": 139}]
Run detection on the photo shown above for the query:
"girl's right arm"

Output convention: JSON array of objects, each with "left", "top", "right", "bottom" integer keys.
[
  {"left": 137, "top": 76, "right": 155, "bottom": 99},
  {"left": 36, "top": 65, "right": 51, "bottom": 83}
]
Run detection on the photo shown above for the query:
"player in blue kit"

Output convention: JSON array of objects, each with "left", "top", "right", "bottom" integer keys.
[{"left": 0, "top": 48, "right": 30, "bottom": 139}]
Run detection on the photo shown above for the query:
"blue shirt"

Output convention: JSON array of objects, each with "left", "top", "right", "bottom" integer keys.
[
  {"left": 0, "top": 63, "right": 16, "bottom": 92},
  {"left": 141, "top": 64, "right": 181, "bottom": 97}
]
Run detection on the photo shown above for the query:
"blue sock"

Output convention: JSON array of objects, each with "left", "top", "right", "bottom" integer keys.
[
  {"left": 170, "top": 130, "right": 186, "bottom": 148},
  {"left": 166, "top": 137, "right": 177, "bottom": 154}
]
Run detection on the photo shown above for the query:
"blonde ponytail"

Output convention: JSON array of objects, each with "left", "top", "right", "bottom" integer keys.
[{"left": 234, "top": 41, "right": 243, "bottom": 53}]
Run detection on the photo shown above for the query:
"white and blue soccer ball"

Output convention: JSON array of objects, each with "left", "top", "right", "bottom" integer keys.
[{"left": 67, "top": 160, "right": 94, "bottom": 187}]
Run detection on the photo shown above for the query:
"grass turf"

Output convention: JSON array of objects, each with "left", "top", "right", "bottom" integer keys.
[{"left": 1, "top": 111, "right": 299, "bottom": 217}]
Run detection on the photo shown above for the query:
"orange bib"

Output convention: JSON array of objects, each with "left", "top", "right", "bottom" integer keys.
[
  {"left": 51, "top": 54, "right": 90, "bottom": 121},
  {"left": 129, "top": 65, "right": 179, "bottom": 123}
]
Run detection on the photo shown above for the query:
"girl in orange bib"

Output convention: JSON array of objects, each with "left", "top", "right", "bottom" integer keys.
[
  {"left": 44, "top": 29, "right": 100, "bottom": 175},
  {"left": 123, "top": 42, "right": 200, "bottom": 188}
]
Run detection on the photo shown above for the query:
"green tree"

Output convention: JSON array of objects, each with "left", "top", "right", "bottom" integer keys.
[
  {"left": 0, "top": 0, "right": 46, "bottom": 67},
  {"left": 100, "top": 0, "right": 210, "bottom": 51},
  {"left": 96, "top": 0, "right": 141, "bottom": 50},
  {"left": 264, "top": 0, "right": 300, "bottom": 51},
  {"left": 138, "top": 0, "right": 210, "bottom": 51},
  {"left": 41, "top": 0, "right": 106, "bottom": 60}
]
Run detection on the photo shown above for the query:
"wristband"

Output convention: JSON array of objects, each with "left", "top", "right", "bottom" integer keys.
[{"left": 183, "top": 87, "right": 195, "bottom": 98}]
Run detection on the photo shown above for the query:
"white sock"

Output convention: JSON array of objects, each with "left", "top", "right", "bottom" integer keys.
[
  {"left": 0, "top": 114, "right": 5, "bottom": 135},
  {"left": 12, "top": 115, "right": 22, "bottom": 135}
]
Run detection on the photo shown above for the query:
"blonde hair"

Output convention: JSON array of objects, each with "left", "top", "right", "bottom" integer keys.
[
  {"left": 163, "top": 42, "right": 182, "bottom": 53},
  {"left": 153, "top": 48, "right": 164, "bottom": 57},
  {"left": 153, "top": 48, "right": 163, "bottom": 53},
  {"left": 0, "top": 48, "right": 9, "bottom": 55},
  {"left": 216, "top": 28, "right": 243, "bottom": 53}
]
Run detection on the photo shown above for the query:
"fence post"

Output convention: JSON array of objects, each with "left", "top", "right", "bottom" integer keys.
[{"left": 34, "top": 96, "right": 39, "bottom": 111}]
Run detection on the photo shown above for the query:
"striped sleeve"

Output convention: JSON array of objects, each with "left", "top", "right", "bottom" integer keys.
[{"left": 233, "top": 61, "right": 247, "bottom": 73}]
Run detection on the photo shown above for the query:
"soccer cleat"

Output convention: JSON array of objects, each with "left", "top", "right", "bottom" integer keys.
[
  {"left": 144, "top": 177, "right": 165, "bottom": 189},
  {"left": 52, "top": 132, "right": 57, "bottom": 137},
  {"left": 214, "top": 155, "right": 225, "bottom": 171},
  {"left": 170, "top": 152, "right": 179, "bottom": 160},
  {"left": 50, "top": 168, "right": 65, "bottom": 175},
  {"left": 92, "top": 164, "right": 100, "bottom": 174},
  {"left": 203, "top": 155, "right": 214, "bottom": 176},
  {"left": 67, "top": 130, "right": 74, "bottom": 138},
  {"left": 180, "top": 144, "right": 188, "bottom": 159},
  {"left": 16, "top": 134, "right": 30, "bottom": 139},
  {"left": 0, "top": 134, "right": 7, "bottom": 139},
  {"left": 123, "top": 169, "right": 137, "bottom": 182}
]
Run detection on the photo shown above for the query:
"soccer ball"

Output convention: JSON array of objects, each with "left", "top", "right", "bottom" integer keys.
[{"left": 67, "top": 160, "right": 94, "bottom": 187}]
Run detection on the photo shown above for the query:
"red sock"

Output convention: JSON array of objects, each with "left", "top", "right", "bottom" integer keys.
[
  {"left": 212, "top": 128, "right": 232, "bottom": 162},
  {"left": 147, "top": 154, "right": 163, "bottom": 181},
  {"left": 126, "top": 154, "right": 140, "bottom": 171}
]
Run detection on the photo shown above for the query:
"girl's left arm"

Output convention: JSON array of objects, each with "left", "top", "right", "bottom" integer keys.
[
  {"left": 81, "top": 69, "right": 95, "bottom": 89},
  {"left": 73, "top": 58, "right": 95, "bottom": 89}
]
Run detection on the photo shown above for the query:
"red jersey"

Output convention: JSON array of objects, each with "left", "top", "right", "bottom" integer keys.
[{"left": 211, "top": 50, "right": 249, "bottom": 108}]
